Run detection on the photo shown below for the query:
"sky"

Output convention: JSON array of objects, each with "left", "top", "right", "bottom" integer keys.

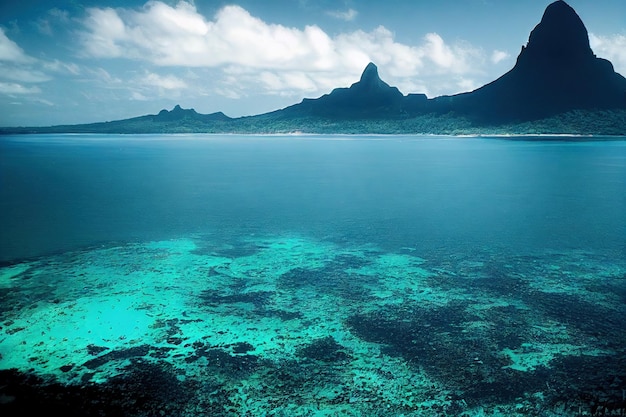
[{"left": 1, "top": 0, "right": 625, "bottom": 126}]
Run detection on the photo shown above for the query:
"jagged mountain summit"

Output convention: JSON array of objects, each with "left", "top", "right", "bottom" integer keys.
[
  {"left": 431, "top": 0, "right": 626, "bottom": 122},
  {"left": 154, "top": 105, "right": 230, "bottom": 122},
  {"left": 275, "top": 62, "right": 405, "bottom": 119}
]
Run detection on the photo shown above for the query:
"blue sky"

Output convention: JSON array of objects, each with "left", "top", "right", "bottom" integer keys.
[{"left": 1, "top": 0, "right": 625, "bottom": 126}]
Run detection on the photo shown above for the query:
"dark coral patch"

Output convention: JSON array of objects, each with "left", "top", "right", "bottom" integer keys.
[
  {"left": 346, "top": 302, "right": 539, "bottom": 405},
  {"left": 200, "top": 289, "right": 273, "bottom": 309},
  {"left": 0, "top": 361, "right": 202, "bottom": 417},
  {"left": 86, "top": 344, "right": 109, "bottom": 356},
  {"left": 81, "top": 345, "right": 172, "bottom": 370},
  {"left": 278, "top": 267, "right": 373, "bottom": 301},
  {"left": 520, "top": 291, "right": 626, "bottom": 346},
  {"left": 296, "top": 336, "right": 351, "bottom": 363},
  {"left": 231, "top": 342, "right": 254, "bottom": 354},
  {"left": 346, "top": 299, "right": 626, "bottom": 413},
  {"left": 188, "top": 342, "right": 262, "bottom": 378}
]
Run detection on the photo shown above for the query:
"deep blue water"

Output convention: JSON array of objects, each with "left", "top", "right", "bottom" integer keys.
[{"left": 1, "top": 134, "right": 625, "bottom": 263}]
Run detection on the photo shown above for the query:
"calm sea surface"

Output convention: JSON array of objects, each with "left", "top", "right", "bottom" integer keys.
[{"left": 1, "top": 134, "right": 624, "bottom": 263}]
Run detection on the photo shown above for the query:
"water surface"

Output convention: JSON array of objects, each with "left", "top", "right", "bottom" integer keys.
[
  {"left": 2, "top": 134, "right": 624, "bottom": 261},
  {"left": 0, "top": 134, "right": 625, "bottom": 416}
]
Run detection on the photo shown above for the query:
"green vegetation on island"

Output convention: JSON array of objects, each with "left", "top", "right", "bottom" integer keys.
[{"left": 3, "top": 108, "right": 625, "bottom": 136}]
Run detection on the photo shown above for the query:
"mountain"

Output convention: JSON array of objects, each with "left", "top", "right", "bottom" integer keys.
[
  {"left": 273, "top": 62, "right": 407, "bottom": 119},
  {"left": 2, "top": 0, "right": 625, "bottom": 135},
  {"left": 265, "top": 1, "right": 626, "bottom": 125},
  {"left": 1, "top": 105, "right": 232, "bottom": 134},
  {"left": 153, "top": 105, "right": 231, "bottom": 123},
  {"left": 430, "top": 0, "right": 626, "bottom": 122}
]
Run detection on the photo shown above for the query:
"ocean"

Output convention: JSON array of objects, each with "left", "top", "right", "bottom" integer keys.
[{"left": 0, "top": 134, "right": 625, "bottom": 416}]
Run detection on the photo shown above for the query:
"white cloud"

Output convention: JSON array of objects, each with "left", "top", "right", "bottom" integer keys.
[
  {"left": 0, "top": 29, "right": 81, "bottom": 100},
  {"left": 94, "top": 71, "right": 191, "bottom": 101},
  {"left": 34, "top": 98, "right": 55, "bottom": 106},
  {"left": 36, "top": 8, "right": 71, "bottom": 36},
  {"left": 327, "top": 8, "right": 358, "bottom": 22},
  {"left": 457, "top": 77, "right": 480, "bottom": 92},
  {"left": 141, "top": 72, "right": 187, "bottom": 90},
  {"left": 423, "top": 33, "right": 456, "bottom": 68},
  {"left": 0, "top": 82, "right": 41, "bottom": 95},
  {"left": 0, "top": 65, "right": 51, "bottom": 83},
  {"left": 256, "top": 70, "right": 318, "bottom": 95},
  {"left": 0, "top": 28, "right": 34, "bottom": 63},
  {"left": 81, "top": 7, "right": 127, "bottom": 58},
  {"left": 215, "top": 87, "right": 242, "bottom": 100},
  {"left": 49, "top": 8, "right": 70, "bottom": 23},
  {"left": 0, "top": 27, "right": 80, "bottom": 89},
  {"left": 79, "top": 2, "right": 491, "bottom": 99},
  {"left": 131, "top": 91, "right": 148, "bottom": 101},
  {"left": 491, "top": 50, "right": 510, "bottom": 64},
  {"left": 35, "top": 19, "right": 53, "bottom": 36},
  {"left": 88, "top": 67, "right": 123, "bottom": 85},
  {"left": 43, "top": 60, "right": 81, "bottom": 75},
  {"left": 590, "top": 33, "right": 626, "bottom": 76},
  {"left": 420, "top": 33, "right": 482, "bottom": 74}
]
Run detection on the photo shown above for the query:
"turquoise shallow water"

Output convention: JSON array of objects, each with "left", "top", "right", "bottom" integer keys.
[{"left": 0, "top": 134, "right": 625, "bottom": 416}]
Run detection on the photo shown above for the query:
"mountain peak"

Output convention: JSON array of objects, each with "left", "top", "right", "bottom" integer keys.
[
  {"left": 433, "top": 0, "right": 626, "bottom": 122},
  {"left": 154, "top": 105, "right": 224, "bottom": 122},
  {"left": 360, "top": 62, "right": 380, "bottom": 83},
  {"left": 351, "top": 62, "right": 400, "bottom": 96},
  {"left": 520, "top": 0, "right": 593, "bottom": 64},
  {"left": 280, "top": 62, "right": 404, "bottom": 118}
]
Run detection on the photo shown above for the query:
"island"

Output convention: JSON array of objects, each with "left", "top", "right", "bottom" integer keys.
[{"left": 2, "top": 1, "right": 625, "bottom": 136}]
